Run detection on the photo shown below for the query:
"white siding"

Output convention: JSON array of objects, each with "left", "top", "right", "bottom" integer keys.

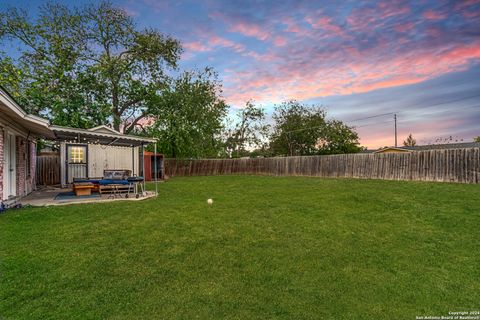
[
  {"left": 60, "top": 142, "right": 140, "bottom": 186},
  {"left": 88, "top": 144, "right": 140, "bottom": 178},
  {"left": 60, "top": 142, "right": 66, "bottom": 186}
]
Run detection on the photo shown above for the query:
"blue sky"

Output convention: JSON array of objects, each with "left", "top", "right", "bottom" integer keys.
[{"left": 3, "top": 0, "right": 480, "bottom": 148}]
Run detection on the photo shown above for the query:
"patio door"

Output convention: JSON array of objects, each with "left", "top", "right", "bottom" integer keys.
[
  {"left": 3, "top": 133, "right": 16, "bottom": 199},
  {"left": 66, "top": 145, "right": 87, "bottom": 183}
]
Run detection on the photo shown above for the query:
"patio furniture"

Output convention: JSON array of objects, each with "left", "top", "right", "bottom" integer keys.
[
  {"left": 72, "top": 170, "right": 144, "bottom": 198},
  {"left": 73, "top": 182, "right": 95, "bottom": 196},
  {"left": 127, "top": 176, "right": 145, "bottom": 198},
  {"left": 106, "top": 184, "right": 125, "bottom": 199},
  {"left": 99, "top": 179, "right": 132, "bottom": 196}
]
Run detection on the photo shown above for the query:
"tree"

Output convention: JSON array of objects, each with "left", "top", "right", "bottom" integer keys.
[
  {"left": 403, "top": 133, "right": 417, "bottom": 147},
  {"left": 144, "top": 68, "right": 228, "bottom": 158},
  {"left": 0, "top": 1, "right": 182, "bottom": 132},
  {"left": 224, "top": 101, "right": 269, "bottom": 158},
  {"left": 474, "top": 136, "right": 480, "bottom": 143},
  {"left": 320, "top": 120, "right": 361, "bottom": 154},
  {"left": 269, "top": 101, "right": 360, "bottom": 156},
  {"left": 269, "top": 101, "right": 326, "bottom": 156}
]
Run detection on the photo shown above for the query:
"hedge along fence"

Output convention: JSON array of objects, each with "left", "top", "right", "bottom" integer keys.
[{"left": 164, "top": 148, "right": 480, "bottom": 184}]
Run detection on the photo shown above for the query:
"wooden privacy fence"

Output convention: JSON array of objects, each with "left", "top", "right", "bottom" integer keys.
[
  {"left": 164, "top": 148, "right": 480, "bottom": 184},
  {"left": 36, "top": 152, "right": 61, "bottom": 186}
]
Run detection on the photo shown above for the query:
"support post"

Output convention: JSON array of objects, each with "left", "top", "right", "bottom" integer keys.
[
  {"left": 154, "top": 143, "right": 158, "bottom": 197},
  {"left": 131, "top": 145, "right": 135, "bottom": 176},
  {"left": 394, "top": 114, "right": 398, "bottom": 147},
  {"left": 142, "top": 144, "right": 146, "bottom": 195}
]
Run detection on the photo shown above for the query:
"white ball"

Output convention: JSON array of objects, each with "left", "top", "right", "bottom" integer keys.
[{"left": 207, "top": 198, "right": 213, "bottom": 205}]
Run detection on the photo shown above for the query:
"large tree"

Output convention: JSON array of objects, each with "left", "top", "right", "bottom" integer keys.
[
  {"left": 0, "top": 1, "right": 182, "bottom": 132},
  {"left": 269, "top": 101, "right": 326, "bottom": 156},
  {"left": 144, "top": 68, "right": 228, "bottom": 158},
  {"left": 224, "top": 101, "right": 269, "bottom": 158},
  {"left": 269, "top": 100, "right": 360, "bottom": 156}
]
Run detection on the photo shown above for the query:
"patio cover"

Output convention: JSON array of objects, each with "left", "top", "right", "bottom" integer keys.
[
  {"left": 50, "top": 125, "right": 159, "bottom": 196},
  {"left": 50, "top": 125, "right": 156, "bottom": 146}
]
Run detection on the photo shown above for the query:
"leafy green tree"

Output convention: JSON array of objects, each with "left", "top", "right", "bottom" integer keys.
[
  {"left": 320, "top": 120, "right": 361, "bottom": 154},
  {"left": 269, "top": 101, "right": 326, "bottom": 156},
  {"left": 0, "top": 1, "right": 182, "bottom": 132},
  {"left": 224, "top": 101, "right": 269, "bottom": 158},
  {"left": 474, "top": 136, "right": 480, "bottom": 143},
  {"left": 269, "top": 100, "right": 360, "bottom": 156},
  {"left": 403, "top": 133, "right": 417, "bottom": 147},
  {"left": 144, "top": 68, "right": 228, "bottom": 158}
]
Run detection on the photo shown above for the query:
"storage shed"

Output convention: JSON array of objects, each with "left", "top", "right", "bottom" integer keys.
[{"left": 143, "top": 152, "right": 164, "bottom": 181}]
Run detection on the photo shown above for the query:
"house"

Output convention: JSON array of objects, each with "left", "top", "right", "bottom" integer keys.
[
  {"left": 1, "top": 86, "right": 158, "bottom": 201},
  {"left": 374, "top": 147, "right": 411, "bottom": 154},
  {"left": 0, "top": 86, "right": 54, "bottom": 201},
  {"left": 375, "top": 142, "right": 480, "bottom": 153}
]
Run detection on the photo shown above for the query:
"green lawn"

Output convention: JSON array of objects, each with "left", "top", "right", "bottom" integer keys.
[{"left": 1, "top": 176, "right": 479, "bottom": 319}]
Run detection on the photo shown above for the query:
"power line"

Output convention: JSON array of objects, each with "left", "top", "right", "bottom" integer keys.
[
  {"left": 347, "top": 111, "right": 398, "bottom": 123},
  {"left": 355, "top": 119, "right": 394, "bottom": 128},
  {"left": 405, "top": 93, "right": 480, "bottom": 111},
  {"left": 279, "top": 94, "right": 480, "bottom": 135},
  {"left": 397, "top": 104, "right": 480, "bottom": 122},
  {"left": 348, "top": 93, "right": 480, "bottom": 124}
]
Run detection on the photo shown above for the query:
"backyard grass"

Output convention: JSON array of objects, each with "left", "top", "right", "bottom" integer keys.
[{"left": 1, "top": 176, "right": 479, "bottom": 319}]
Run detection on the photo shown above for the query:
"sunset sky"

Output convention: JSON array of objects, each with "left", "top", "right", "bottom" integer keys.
[{"left": 6, "top": 0, "right": 480, "bottom": 148}]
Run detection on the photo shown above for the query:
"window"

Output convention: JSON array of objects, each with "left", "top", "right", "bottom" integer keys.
[{"left": 68, "top": 146, "right": 86, "bottom": 164}]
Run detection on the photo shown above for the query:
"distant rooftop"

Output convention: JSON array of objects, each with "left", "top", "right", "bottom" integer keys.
[
  {"left": 372, "top": 142, "right": 480, "bottom": 153},
  {"left": 402, "top": 142, "right": 480, "bottom": 150}
]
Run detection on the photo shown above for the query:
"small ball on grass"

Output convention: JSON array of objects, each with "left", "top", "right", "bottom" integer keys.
[{"left": 207, "top": 198, "right": 213, "bottom": 205}]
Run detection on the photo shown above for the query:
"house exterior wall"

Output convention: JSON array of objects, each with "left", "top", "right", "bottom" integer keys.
[
  {"left": 0, "top": 127, "right": 3, "bottom": 199},
  {"left": 15, "top": 137, "right": 36, "bottom": 197},
  {"left": 16, "top": 136, "right": 26, "bottom": 196},
  {"left": 0, "top": 120, "right": 37, "bottom": 200},
  {"left": 88, "top": 144, "right": 140, "bottom": 178}
]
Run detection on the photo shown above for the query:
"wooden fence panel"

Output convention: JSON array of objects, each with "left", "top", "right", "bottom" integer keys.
[
  {"left": 36, "top": 153, "right": 60, "bottom": 186},
  {"left": 163, "top": 148, "right": 480, "bottom": 184}
]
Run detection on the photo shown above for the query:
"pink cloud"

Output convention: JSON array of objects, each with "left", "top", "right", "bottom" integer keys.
[
  {"left": 223, "top": 42, "right": 480, "bottom": 107},
  {"left": 395, "top": 22, "right": 415, "bottom": 33},
  {"left": 229, "top": 21, "right": 270, "bottom": 41},
  {"left": 422, "top": 10, "right": 446, "bottom": 20},
  {"left": 283, "top": 17, "right": 303, "bottom": 33},
  {"left": 183, "top": 35, "right": 246, "bottom": 58},
  {"left": 273, "top": 36, "right": 287, "bottom": 47},
  {"left": 307, "top": 16, "right": 345, "bottom": 36},
  {"left": 209, "top": 35, "right": 246, "bottom": 52},
  {"left": 347, "top": 2, "right": 410, "bottom": 31},
  {"left": 183, "top": 41, "right": 211, "bottom": 52}
]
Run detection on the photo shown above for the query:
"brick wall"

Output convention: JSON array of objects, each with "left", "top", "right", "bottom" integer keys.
[
  {"left": 16, "top": 136, "right": 26, "bottom": 197},
  {"left": 14, "top": 136, "right": 37, "bottom": 197},
  {"left": 28, "top": 141, "right": 36, "bottom": 194},
  {"left": 0, "top": 127, "right": 3, "bottom": 200}
]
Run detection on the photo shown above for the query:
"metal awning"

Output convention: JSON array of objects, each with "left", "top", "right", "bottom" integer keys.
[{"left": 50, "top": 125, "right": 156, "bottom": 147}]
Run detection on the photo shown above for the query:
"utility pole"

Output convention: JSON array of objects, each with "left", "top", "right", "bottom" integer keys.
[{"left": 394, "top": 114, "right": 397, "bottom": 147}]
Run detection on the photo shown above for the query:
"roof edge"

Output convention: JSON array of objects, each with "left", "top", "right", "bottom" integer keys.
[{"left": 50, "top": 125, "right": 157, "bottom": 143}]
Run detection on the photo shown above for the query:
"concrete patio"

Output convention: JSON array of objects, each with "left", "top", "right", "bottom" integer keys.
[{"left": 20, "top": 186, "right": 157, "bottom": 207}]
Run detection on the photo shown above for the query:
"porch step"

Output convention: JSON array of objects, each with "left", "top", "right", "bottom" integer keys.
[{"left": 1, "top": 197, "right": 22, "bottom": 210}]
